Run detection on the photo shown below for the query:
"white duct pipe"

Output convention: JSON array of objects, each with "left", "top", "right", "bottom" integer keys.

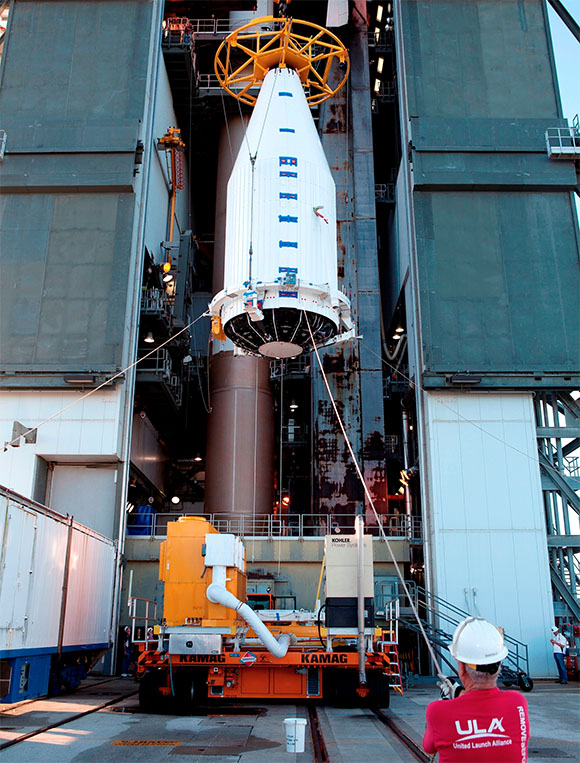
[{"left": 206, "top": 567, "right": 293, "bottom": 658}]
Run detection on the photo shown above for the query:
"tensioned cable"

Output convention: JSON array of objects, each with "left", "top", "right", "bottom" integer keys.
[
  {"left": 362, "top": 340, "right": 577, "bottom": 486},
  {"left": 2, "top": 309, "right": 210, "bottom": 452},
  {"left": 219, "top": 88, "right": 235, "bottom": 164},
  {"left": 304, "top": 311, "right": 450, "bottom": 685}
]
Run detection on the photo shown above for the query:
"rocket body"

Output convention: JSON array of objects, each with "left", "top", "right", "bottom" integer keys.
[{"left": 211, "top": 67, "right": 352, "bottom": 358}]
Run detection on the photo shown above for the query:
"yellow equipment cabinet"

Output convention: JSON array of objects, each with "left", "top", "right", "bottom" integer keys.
[{"left": 159, "top": 516, "right": 246, "bottom": 627}]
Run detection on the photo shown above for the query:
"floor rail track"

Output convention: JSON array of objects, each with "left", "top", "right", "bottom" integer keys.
[
  {"left": 0, "top": 689, "right": 138, "bottom": 751},
  {"left": 371, "top": 706, "right": 431, "bottom": 761},
  {"left": 307, "top": 704, "right": 330, "bottom": 763}
]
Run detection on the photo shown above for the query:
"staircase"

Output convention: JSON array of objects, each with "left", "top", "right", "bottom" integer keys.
[{"left": 399, "top": 586, "right": 530, "bottom": 686}]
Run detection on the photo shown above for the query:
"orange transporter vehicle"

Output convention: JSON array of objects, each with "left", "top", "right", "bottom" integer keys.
[{"left": 136, "top": 517, "right": 392, "bottom": 708}]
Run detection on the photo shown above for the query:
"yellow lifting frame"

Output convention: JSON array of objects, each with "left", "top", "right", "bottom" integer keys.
[{"left": 214, "top": 16, "right": 350, "bottom": 106}]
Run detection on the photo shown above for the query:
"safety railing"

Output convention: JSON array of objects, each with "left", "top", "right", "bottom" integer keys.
[
  {"left": 375, "top": 183, "right": 395, "bottom": 202},
  {"left": 376, "top": 81, "right": 396, "bottom": 101},
  {"left": 377, "top": 597, "right": 400, "bottom": 644},
  {"left": 140, "top": 288, "right": 171, "bottom": 319},
  {"left": 128, "top": 596, "right": 158, "bottom": 644},
  {"left": 162, "top": 17, "right": 279, "bottom": 44},
  {"left": 270, "top": 355, "right": 312, "bottom": 379},
  {"left": 541, "top": 440, "right": 580, "bottom": 479},
  {"left": 196, "top": 72, "right": 261, "bottom": 96},
  {"left": 126, "top": 511, "right": 422, "bottom": 541},
  {"left": 402, "top": 585, "right": 530, "bottom": 678},
  {"left": 281, "top": 423, "right": 308, "bottom": 445},
  {"left": 545, "top": 117, "right": 580, "bottom": 158},
  {"left": 137, "top": 348, "right": 172, "bottom": 383},
  {"left": 368, "top": 30, "right": 394, "bottom": 49}
]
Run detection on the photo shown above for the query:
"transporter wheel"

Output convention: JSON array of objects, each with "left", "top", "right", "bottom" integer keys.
[
  {"left": 139, "top": 670, "right": 162, "bottom": 712},
  {"left": 323, "top": 668, "right": 339, "bottom": 703},
  {"left": 173, "top": 669, "right": 207, "bottom": 712},
  {"left": 517, "top": 672, "right": 534, "bottom": 692},
  {"left": 367, "top": 670, "right": 390, "bottom": 708}
]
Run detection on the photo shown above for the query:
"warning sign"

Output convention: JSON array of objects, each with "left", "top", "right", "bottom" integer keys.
[{"left": 239, "top": 651, "right": 257, "bottom": 666}]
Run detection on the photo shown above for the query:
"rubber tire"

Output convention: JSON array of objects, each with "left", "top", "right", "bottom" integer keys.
[
  {"left": 323, "top": 668, "right": 339, "bottom": 703},
  {"left": 367, "top": 670, "right": 390, "bottom": 708},
  {"left": 139, "top": 670, "right": 162, "bottom": 712},
  {"left": 172, "top": 668, "right": 207, "bottom": 712},
  {"left": 517, "top": 672, "right": 534, "bottom": 692}
]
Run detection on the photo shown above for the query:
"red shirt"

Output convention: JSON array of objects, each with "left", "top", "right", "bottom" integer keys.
[{"left": 423, "top": 688, "right": 529, "bottom": 762}]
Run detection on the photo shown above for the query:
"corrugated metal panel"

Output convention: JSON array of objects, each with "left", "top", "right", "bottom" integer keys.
[
  {"left": 415, "top": 191, "right": 580, "bottom": 376},
  {"left": 398, "top": 0, "right": 580, "bottom": 385},
  {"left": 63, "top": 527, "right": 115, "bottom": 648},
  {"left": 0, "top": 0, "right": 154, "bottom": 375},
  {"left": 0, "top": 192, "right": 136, "bottom": 370},
  {"left": 0, "top": 492, "right": 115, "bottom": 653},
  {"left": 402, "top": 0, "right": 560, "bottom": 119},
  {"left": 423, "top": 391, "right": 554, "bottom": 676}
]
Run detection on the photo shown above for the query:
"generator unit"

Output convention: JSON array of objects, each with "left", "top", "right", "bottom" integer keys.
[{"left": 136, "top": 517, "right": 392, "bottom": 708}]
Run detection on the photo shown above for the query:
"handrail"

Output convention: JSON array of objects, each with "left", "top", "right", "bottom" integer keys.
[
  {"left": 129, "top": 596, "right": 158, "bottom": 643},
  {"left": 405, "top": 585, "right": 529, "bottom": 676},
  {"left": 126, "top": 511, "right": 423, "bottom": 541},
  {"left": 545, "top": 123, "right": 580, "bottom": 157}
]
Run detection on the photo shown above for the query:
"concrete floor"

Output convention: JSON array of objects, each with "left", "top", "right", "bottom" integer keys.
[
  {"left": 0, "top": 677, "right": 578, "bottom": 761},
  {"left": 387, "top": 681, "right": 580, "bottom": 762}
]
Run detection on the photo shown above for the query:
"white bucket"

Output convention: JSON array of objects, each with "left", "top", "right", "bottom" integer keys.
[{"left": 284, "top": 717, "right": 307, "bottom": 753}]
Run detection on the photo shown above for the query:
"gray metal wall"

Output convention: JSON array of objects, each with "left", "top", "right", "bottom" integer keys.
[
  {"left": 0, "top": 0, "right": 153, "bottom": 378},
  {"left": 314, "top": 17, "right": 387, "bottom": 519},
  {"left": 399, "top": 0, "right": 580, "bottom": 388}
]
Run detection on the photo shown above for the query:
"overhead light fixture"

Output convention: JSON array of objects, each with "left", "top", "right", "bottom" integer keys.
[
  {"left": 374, "top": 78, "right": 381, "bottom": 95},
  {"left": 289, "top": 400, "right": 298, "bottom": 411},
  {"left": 395, "top": 325, "right": 404, "bottom": 333},
  {"left": 171, "top": 495, "right": 180, "bottom": 504},
  {"left": 163, "top": 271, "right": 174, "bottom": 283},
  {"left": 282, "top": 496, "right": 290, "bottom": 506},
  {"left": 144, "top": 332, "right": 155, "bottom": 343},
  {"left": 64, "top": 374, "right": 95, "bottom": 385},
  {"left": 392, "top": 334, "right": 401, "bottom": 340},
  {"left": 194, "top": 454, "right": 203, "bottom": 462},
  {"left": 376, "top": 4, "right": 383, "bottom": 22},
  {"left": 377, "top": 56, "right": 384, "bottom": 74},
  {"left": 450, "top": 373, "right": 482, "bottom": 385}
]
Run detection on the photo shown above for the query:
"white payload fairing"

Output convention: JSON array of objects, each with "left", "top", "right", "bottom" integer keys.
[{"left": 210, "top": 52, "right": 353, "bottom": 359}]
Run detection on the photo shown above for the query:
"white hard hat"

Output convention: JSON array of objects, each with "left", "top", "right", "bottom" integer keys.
[
  {"left": 551, "top": 626, "right": 559, "bottom": 633},
  {"left": 450, "top": 617, "right": 508, "bottom": 666}
]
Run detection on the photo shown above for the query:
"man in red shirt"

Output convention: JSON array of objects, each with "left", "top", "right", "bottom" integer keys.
[{"left": 423, "top": 617, "right": 529, "bottom": 762}]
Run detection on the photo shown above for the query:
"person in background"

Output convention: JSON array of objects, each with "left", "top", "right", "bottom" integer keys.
[
  {"left": 550, "top": 625, "right": 569, "bottom": 684},
  {"left": 121, "top": 625, "right": 132, "bottom": 677},
  {"left": 423, "top": 617, "right": 529, "bottom": 762}
]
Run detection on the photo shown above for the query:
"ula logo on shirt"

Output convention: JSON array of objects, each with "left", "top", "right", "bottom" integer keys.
[{"left": 455, "top": 717, "right": 508, "bottom": 740}]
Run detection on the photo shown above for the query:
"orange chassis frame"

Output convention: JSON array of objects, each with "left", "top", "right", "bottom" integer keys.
[{"left": 137, "top": 646, "right": 391, "bottom": 700}]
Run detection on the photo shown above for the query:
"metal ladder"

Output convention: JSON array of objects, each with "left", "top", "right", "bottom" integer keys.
[{"left": 385, "top": 642, "right": 404, "bottom": 695}]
